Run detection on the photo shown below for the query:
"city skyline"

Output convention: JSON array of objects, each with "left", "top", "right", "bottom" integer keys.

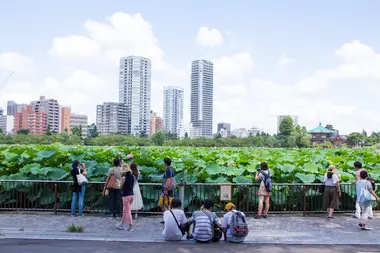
[{"left": 1, "top": 1, "right": 380, "bottom": 134}]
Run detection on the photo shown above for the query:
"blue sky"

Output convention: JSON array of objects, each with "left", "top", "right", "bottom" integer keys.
[{"left": 1, "top": 1, "right": 380, "bottom": 134}]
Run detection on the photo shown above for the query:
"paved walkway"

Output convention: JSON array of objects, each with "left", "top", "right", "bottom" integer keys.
[{"left": 0, "top": 212, "right": 380, "bottom": 244}]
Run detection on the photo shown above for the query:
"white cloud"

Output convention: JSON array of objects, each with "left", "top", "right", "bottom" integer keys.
[
  {"left": 0, "top": 52, "right": 33, "bottom": 73},
  {"left": 277, "top": 54, "right": 296, "bottom": 73},
  {"left": 195, "top": 26, "right": 224, "bottom": 47}
]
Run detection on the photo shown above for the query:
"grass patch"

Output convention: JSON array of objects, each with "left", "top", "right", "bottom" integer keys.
[
  {"left": 19, "top": 228, "right": 24, "bottom": 232},
  {"left": 0, "top": 234, "right": 4, "bottom": 236},
  {"left": 66, "top": 224, "right": 84, "bottom": 233}
]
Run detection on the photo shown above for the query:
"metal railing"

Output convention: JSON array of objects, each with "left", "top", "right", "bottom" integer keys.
[{"left": 0, "top": 180, "right": 372, "bottom": 215}]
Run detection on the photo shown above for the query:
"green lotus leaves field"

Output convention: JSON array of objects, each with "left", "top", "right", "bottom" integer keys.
[
  {"left": 1, "top": 144, "right": 380, "bottom": 183},
  {"left": 1, "top": 144, "right": 380, "bottom": 212}
]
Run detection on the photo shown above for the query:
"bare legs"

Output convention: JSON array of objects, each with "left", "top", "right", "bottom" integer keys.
[{"left": 257, "top": 195, "right": 270, "bottom": 217}]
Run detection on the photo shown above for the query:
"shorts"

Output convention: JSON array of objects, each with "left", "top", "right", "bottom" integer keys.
[{"left": 159, "top": 196, "right": 174, "bottom": 206}]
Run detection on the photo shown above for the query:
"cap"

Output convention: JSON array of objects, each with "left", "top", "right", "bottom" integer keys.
[{"left": 225, "top": 203, "right": 236, "bottom": 211}]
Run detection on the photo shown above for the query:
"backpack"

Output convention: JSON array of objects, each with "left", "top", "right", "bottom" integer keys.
[
  {"left": 165, "top": 168, "right": 177, "bottom": 191},
  {"left": 261, "top": 172, "right": 273, "bottom": 192},
  {"left": 229, "top": 211, "right": 249, "bottom": 238}
]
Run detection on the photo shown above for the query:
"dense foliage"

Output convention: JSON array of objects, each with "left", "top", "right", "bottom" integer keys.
[{"left": 1, "top": 145, "right": 380, "bottom": 212}]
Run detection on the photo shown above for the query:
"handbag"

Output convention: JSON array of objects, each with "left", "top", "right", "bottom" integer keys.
[
  {"left": 170, "top": 210, "right": 186, "bottom": 236},
  {"left": 202, "top": 210, "right": 222, "bottom": 242},
  {"left": 77, "top": 174, "right": 88, "bottom": 185},
  {"left": 363, "top": 182, "right": 376, "bottom": 201},
  {"left": 106, "top": 168, "right": 121, "bottom": 189}
]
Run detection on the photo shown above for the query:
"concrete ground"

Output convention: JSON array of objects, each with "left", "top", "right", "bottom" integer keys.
[
  {"left": 1, "top": 239, "right": 380, "bottom": 253},
  {"left": 1, "top": 212, "right": 380, "bottom": 244}
]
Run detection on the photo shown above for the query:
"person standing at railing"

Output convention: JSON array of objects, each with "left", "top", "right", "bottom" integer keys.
[
  {"left": 159, "top": 158, "right": 175, "bottom": 218},
  {"left": 352, "top": 161, "right": 373, "bottom": 220},
  {"left": 104, "top": 158, "right": 122, "bottom": 220},
  {"left": 255, "top": 162, "right": 272, "bottom": 219},
  {"left": 71, "top": 160, "right": 87, "bottom": 217},
  {"left": 116, "top": 164, "right": 135, "bottom": 231},
  {"left": 323, "top": 166, "right": 341, "bottom": 219},
  {"left": 130, "top": 162, "right": 143, "bottom": 219}
]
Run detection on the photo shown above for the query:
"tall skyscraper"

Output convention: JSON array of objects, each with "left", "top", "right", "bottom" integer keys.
[
  {"left": 150, "top": 110, "right": 164, "bottom": 136},
  {"left": 163, "top": 86, "right": 184, "bottom": 135},
  {"left": 190, "top": 60, "right": 214, "bottom": 137},
  {"left": 30, "top": 96, "right": 60, "bottom": 133},
  {"left": 7, "top": 101, "right": 27, "bottom": 116},
  {"left": 277, "top": 115, "right": 299, "bottom": 132},
  {"left": 119, "top": 56, "right": 152, "bottom": 136},
  {"left": 96, "top": 102, "right": 128, "bottom": 135}
]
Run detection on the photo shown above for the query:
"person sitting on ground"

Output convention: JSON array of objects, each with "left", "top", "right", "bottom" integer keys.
[
  {"left": 221, "top": 203, "right": 248, "bottom": 243},
  {"left": 162, "top": 199, "right": 188, "bottom": 241},
  {"left": 187, "top": 199, "right": 222, "bottom": 243},
  {"left": 356, "top": 170, "right": 380, "bottom": 231}
]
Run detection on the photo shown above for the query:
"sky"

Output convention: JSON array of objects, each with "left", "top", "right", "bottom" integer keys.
[{"left": 1, "top": 0, "right": 380, "bottom": 134}]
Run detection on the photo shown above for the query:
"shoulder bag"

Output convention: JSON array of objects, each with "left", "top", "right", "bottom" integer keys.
[{"left": 170, "top": 210, "right": 186, "bottom": 236}]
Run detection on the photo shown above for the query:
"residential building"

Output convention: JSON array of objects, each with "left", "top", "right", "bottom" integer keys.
[
  {"left": 30, "top": 96, "right": 60, "bottom": 133},
  {"left": 248, "top": 126, "right": 263, "bottom": 136},
  {"left": 150, "top": 110, "right": 164, "bottom": 136},
  {"left": 190, "top": 59, "right": 214, "bottom": 137},
  {"left": 70, "top": 113, "right": 88, "bottom": 137},
  {"left": 60, "top": 107, "right": 71, "bottom": 133},
  {"left": 6, "top": 101, "right": 27, "bottom": 116},
  {"left": 231, "top": 128, "right": 249, "bottom": 138},
  {"left": 0, "top": 115, "right": 14, "bottom": 134},
  {"left": 277, "top": 115, "right": 299, "bottom": 132},
  {"left": 119, "top": 56, "right": 151, "bottom": 136},
  {"left": 163, "top": 86, "right": 184, "bottom": 135},
  {"left": 308, "top": 123, "right": 335, "bottom": 144},
  {"left": 96, "top": 102, "right": 128, "bottom": 135},
  {"left": 217, "top": 123, "right": 231, "bottom": 137},
  {"left": 14, "top": 105, "right": 47, "bottom": 135},
  {"left": 178, "top": 121, "right": 200, "bottom": 139},
  {"left": 0, "top": 107, "right": 3, "bottom": 116}
]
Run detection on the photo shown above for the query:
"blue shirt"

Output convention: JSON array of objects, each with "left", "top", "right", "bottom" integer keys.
[
  {"left": 356, "top": 179, "right": 372, "bottom": 205},
  {"left": 162, "top": 167, "right": 174, "bottom": 193}
]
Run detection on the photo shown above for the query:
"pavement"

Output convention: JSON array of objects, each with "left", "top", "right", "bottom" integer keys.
[
  {"left": 1, "top": 212, "right": 380, "bottom": 245},
  {"left": 2, "top": 240, "right": 380, "bottom": 253}
]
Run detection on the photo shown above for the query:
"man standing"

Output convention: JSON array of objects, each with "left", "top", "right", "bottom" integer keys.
[
  {"left": 159, "top": 157, "right": 175, "bottom": 213},
  {"left": 352, "top": 161, "right": 373, "bottom": 219}
]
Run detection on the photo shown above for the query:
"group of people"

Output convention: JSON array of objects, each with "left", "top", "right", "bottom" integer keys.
[
  {"left": 322, "top": 161, "right": 380, "bottom": 230},
  {"left": 70, "top": 155, "right": 379, "bottom": 241}
]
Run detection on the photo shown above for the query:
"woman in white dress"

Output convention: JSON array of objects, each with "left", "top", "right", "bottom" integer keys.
[{"left": 130, "top": 162, "right": 143, "bottom": 218}]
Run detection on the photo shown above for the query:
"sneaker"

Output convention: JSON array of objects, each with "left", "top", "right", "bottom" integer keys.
[
  {"left": 328, "top": 216, "right": 334, "bottom": 219},
  {"left": 361, "top": 227, "right": 372, "bottom": 231},
  {"left": 116, "top": 223, "right": 124, "bottom": 230},
  {"left": 262, "top": 215, "right": 267, "bottom": 219},
  {"left": 70, "top": 214, "right": 75, "bottom": 217},
  {"left": 186, "top": 234, "right": 194, "bottom": 240},
  {"left": 160, "top": 221, "right": 165, "bottom": 224},
  {"left": 254, "top": 215, "right": 261, "bottom": 219},
  {"left": 368, "top": 217, "right": 373, "bottom": 220},
  {"left": 358, "top": 223, "right": 363, "bottom": 228},
  {"left": 108, "top": 216, "right": 114, "bottom": 220},
  {"left": 126, "top": 225, "right": 134, "bottom": 232}
]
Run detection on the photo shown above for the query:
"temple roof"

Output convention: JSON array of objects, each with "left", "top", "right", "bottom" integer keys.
[{"left": 308, "top": 123, "right": 335, "bottom": 134}]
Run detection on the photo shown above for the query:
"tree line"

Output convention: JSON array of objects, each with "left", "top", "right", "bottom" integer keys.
[{"left": 0, "top": 116, "right": 379, "bottom": 148}]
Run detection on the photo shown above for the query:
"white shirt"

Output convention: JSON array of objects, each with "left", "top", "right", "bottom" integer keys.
[
  {"left": 162, "top": 209, "right": 187, "bottom": 241},
  {"left": 221, "top": 210, "right": 246, "bottom": 243},
  {"left": 324, "top": 174, "right": 339, "bottom": 186}
]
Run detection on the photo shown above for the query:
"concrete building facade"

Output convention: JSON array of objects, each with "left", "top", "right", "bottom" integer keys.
[
  {"left": 30, "top": 96, "right": 60, "bottom": 133},
  {"left": 96, "top": 102, "right": 128, "bottom": 135},
  {"left": 163, "top": 86, "right": 184, "bottom": 135},
  {"left": 14, "top": 105, "right": 47, "bottom": 135}
]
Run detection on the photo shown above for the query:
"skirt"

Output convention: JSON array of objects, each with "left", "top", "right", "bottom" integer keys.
[
  {"left": 257, "top": 182, "right": 272, "bottom": 196},
  {"left": 323, "top": 186, "right": 339, "bottom": 209},
  {"left": 131, "top": 183, "right": 143, "bottom": 210}
]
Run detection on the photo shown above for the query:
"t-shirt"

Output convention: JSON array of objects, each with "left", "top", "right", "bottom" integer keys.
[
  {"left": 107, "top": 167, "right": 122, "bottom": 181},
  {"left": 324, "top": 174, "right": 339, "bottom": 186},
  {"left": 221, "top": 210, "right": 246, "bottom": 243},
  {"left": 162, "top": 209, "right": 187, "bottom": 241},
  {"left": 355, "top": 168, "right": 365, "bottom": 181},
  {"left": 356, "top": 179, "right": 373, "bottom": 205},
  {"left": 161, "top": 167, "right": 174, "bottom": 193},
  {"left": 189, "top": 210, "right": 218, "bottom": 242},
  {"left": 122, "top": 173, "right": 135, "bottom": 197}
]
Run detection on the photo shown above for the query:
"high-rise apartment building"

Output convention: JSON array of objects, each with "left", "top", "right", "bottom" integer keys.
[
  {"left": 119, "top": 56, "right": 151, "bottom": 136},
  {"left": 30, "top": 96, "right": 60, "bottom": 133},
  {"left": 96, "top": 102, "right": 128, "bottom": 135},
  {"left": 70, "top": 113, "right": 88, "bottom": 137},
  {"left": 0, "top": 108, "right": 3, "bottom": 116},
  {"left": 190, "top": 60, "right": 214, "bottom": 137},
  {"left": 61, "top": 107, "right": 71, "bottom": 133},
  {"left": 7, "top": 101, "right": 27, "bottom": 116},
  {"left": 163, "top": 86, "right": 184, "bottom": 135},
  {"left": 150, "top": 110, "right": 164, "bottom": 136},
  {"left": 217, "top": 122, "right": 231, "bottom": 137},
  {"left": 14, "top": 106, "right": 47, "bottom": 135},
  {"left": 277, "top": 115, "right": 299, "bottom": 132}
]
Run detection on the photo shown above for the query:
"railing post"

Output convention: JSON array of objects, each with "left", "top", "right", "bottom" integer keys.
[
  {"left": 179, "top": 178, "right": 185, "bottom": 210},
  {"left": 303, "top": 185, "right": 306, "bottom": 217},
  {"left": 54, "top": 183, "right": 58, "bottom": 215}
]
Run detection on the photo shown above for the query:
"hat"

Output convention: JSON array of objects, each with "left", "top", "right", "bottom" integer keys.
[{"left": 225, "top": 203, "right": 236, "bottom": 212}]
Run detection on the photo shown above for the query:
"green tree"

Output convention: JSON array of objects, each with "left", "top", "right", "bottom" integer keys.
[
  {"left": 347, "top": 132, "right": 365, "bottom": 147},
  {"left": 139, "top": 131, "right": 148, "bottom": 138},
  {"left": 17, "top": 128, "right": 30, "bottom": 135},
  {"left": 45, "top": 125, "right": 52, "bottom": 136},
  {"left": 91, "top": 125, "right": 99, "bottom": 137},
  {"left": 325, "top": 124, "right": 335, "bottom": 131},
  {"left": 277, "top": 116, "right": 294, "bottom": 147},
  {"left": 291, "top": 126, "right": 312, "bottom": 148},
  {"left": 184, "top": 132, "right": 189, "bottom": 139},
  {"left": 151, "top": 131, "right": 165, "bottom": 146},
  {"left": 71, "top": 126, "right": 82, "bottom": 137},
  {"left": 165, "top": 132, "right": 178, "bottom": 140},
  {"left": 0, "top": 128, "right": 3, "bottom": 135}
]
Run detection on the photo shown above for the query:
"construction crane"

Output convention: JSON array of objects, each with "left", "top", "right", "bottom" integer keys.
[{"left": 0, "top": 71, "right": 15, "bottom": 90}]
